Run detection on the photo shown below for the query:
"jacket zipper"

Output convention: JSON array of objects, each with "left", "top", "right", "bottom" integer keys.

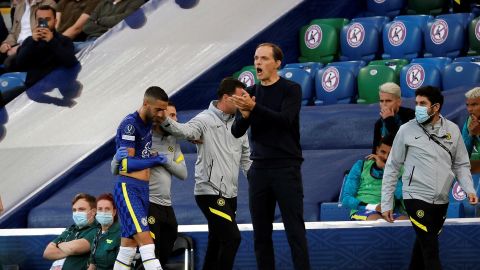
[{"left": 408, "top": 166, "right": 415, "bottom": 186}]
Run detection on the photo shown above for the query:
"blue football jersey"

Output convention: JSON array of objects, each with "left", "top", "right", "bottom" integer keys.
[{"left": 115, "top": 111, "right": 153, "bottom": 158}]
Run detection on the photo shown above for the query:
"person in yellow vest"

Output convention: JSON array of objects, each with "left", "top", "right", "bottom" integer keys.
[
  {"left": 462, "top": 87, "right": 480, "bottom": 172},
  {"left": 342, "top": 136, "right": 408, "bottom": 221}
]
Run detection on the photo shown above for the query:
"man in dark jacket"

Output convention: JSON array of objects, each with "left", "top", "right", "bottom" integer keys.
[{"left": 15, "top": 5, "right": 77, "bottom": 87}]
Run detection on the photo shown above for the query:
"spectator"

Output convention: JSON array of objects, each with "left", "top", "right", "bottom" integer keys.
[
  {"left": 157, "top": 77, "right": 251, "bottom": 270},
  {"left": 0, "top": 0, "right": 56, "bottom": 63},
  {"left": 382, "top": 86, "right": 478, "bottom": 269},
  {"left": 55, "top": 0, "right": 99, "bottom": 41},
  {"left": 230, "top": 43, "right": 311, "bottom": 270},
  {"left": 43, "top": 193, "right": 98, "bottom": 270},
  {"left": 342, "top": 136, "right": 407, "bottom": 221},
  {"left": 87, "top": 193, "right": 120, "bottom": 270},
  {"left": 112, "top": 101, "right": 188, "bottom": 267},
  {"left": 372, "top": 82, "right": 414, "bottom": 153},
  {"left": 462, "top": 86, "right": 480, "bottom": 172},
  {"left": 77, "top": 0, "right": 144, "bottom": 51},
  {"left": 14, "top": 5, "right": 78, "bottom": 87}
]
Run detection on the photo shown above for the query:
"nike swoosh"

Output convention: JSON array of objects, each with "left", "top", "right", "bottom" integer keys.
[
  {"left": 216, "top": 125, "right": 222, "bottom": 128},
  {"left": 415, "top": 136, "right": 421, "bottom": 139}
]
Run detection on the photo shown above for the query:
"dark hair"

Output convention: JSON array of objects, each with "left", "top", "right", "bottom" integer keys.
[
  {"left": 256, "top": 43, "right": 284, "bottom": 62},
  {"left": 415, "top": 86, "right": 444, "bottom": 111},
  {"left": 97, "top": 193, "right": 118, "bottom": 222},
  {"left": 72, "top": 193, "right": 96, "bottom": 209},
  {"left": 144, "top": 86, "right": 168, "bottom": 102},
  {"left": 36, "top": 5, "right": 56, "bottom": 18},
  {"left": 217, "top": 77, "right": 245, "bottom": 99},
  {"left": 167, "top": 101, "right": 176, "bottom": 108},
  {"left": 379, "top": 135, "right": 395, "bottom": 147}
]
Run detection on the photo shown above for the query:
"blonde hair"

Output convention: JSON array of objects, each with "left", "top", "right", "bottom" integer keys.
[
  {"left": 379, "top": 82, "right": 401, "bottom": 98},
  {"left": 465, "top": 87, "right": 480, "bottom": 99}
]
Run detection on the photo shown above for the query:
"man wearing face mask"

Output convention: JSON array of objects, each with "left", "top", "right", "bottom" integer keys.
[
  {"left": 43, "top": 193, "right": 99, "bottom": 270},
  {"left": 381, "top": 86, "right": 479, "bottom": 270}
]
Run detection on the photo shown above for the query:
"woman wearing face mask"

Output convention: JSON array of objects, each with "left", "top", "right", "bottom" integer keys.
[
  {"left": 43, "top": 193, "right": 98, "bottom": 270},
  {"left": 87, "top": 193, "right": 121, "bottom": 270}
]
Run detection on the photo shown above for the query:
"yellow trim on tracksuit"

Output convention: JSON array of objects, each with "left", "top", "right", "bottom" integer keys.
[
  {"left": 351, "top": 214, "right": 368, "bottom": 221},
  {"left": 175, "top": 154, "right": 184, "bottom": 164},
  {"left": 120, "top": 158, "right": 128, "bottom": 173},
  {"left": 121, "top": 183, "right": 142, "bottom": 233},
  {"left": 209, "top": 207, "right": 232, "bottom": 221},
  {"left": 410, "top": 216, "right": 428, "bottom": 232}
]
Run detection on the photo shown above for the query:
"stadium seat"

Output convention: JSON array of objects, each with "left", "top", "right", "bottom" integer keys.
[
  {"left": 327, "top": 60, "right": 367, "bottom": 76},
  {"left": 437, "top": 12, "right": 475, "bottom": 30},
  {"left": 394, "top": 14, "right": 434, "bottom": 32},
  {"left": 233, "top": 65, "right": 258, "bottom": 87},
  {"left": 357, "top": 65, "right": 399, "bottom": 104},
  {"left": 0, "top": 72, "right": 27, "bottom": 106},
  {"left": 449, "top": 176, "right": 480, "bottom": 218},
  {"left": 424, "top": 17, "right": 465, "bottom": 58},
  {"left": 400, "top": 63, "right": 442, "bottom": 97},
  {"left": 314, "top": 65, "right": 356, "bottom": 105},
  {"left": 468, "top": 16, "right": 480, "bottom": 55},
  {"left": 366, "top": 0, "right": 406, "bottom": 17},
  {"left": 340, "top": 22, "right": 380, "bottom": 62},
  {"left": 407, "top": 0, "right": 448, "bottom": 15},
  {"left": 278, "top": 68, "right": 314, "bottom": 105},
  {"left": 310, "top": 18, "right": 350, "bottom": 34},
  {"left": 368, "top": 58, "right": 409, "bottom": 76},
  {"left": 319, "top": 202, "right": 351, "bottom": 221},
  {"left": 299, "top": 23, "right": 339, "bottom": 64},
  {"left": 382, "top": 20, "right": 423, "bottom": 60},
  {"left": 454, "top": 56, "right": 480, "bottom": 63},
  {"left": 351, "top": 16, "right": 390, "bottom": 32},
  {"left": 284, "top": 62, "right": 324, "bottom": 78},
  {"left": 442, "top": 62, "right": 480, "bottom": 90},
  {"left": 410, "top": 56, "right": 451, "bottom": 71}
]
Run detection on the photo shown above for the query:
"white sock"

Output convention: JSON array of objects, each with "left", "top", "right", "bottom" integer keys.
[
  {"left": 139, "top": 244, "right": 163, "bottom": 270},
  {"left": 113, "top": 246, "right": 137, "bottom": 270}
]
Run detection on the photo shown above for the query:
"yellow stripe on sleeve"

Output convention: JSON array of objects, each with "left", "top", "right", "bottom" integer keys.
[
  {"left": 120, "top": 158, "right": 128, "bottom": 173},
  {"left": 121, "top": 183, "right": 142, "bottom": 233},
  {"left": 209, "top": 207, "right": 232, "bottom": 222}
]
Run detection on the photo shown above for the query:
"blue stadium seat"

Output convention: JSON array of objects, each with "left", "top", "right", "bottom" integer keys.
[
  {"left": 394, "top": 14, "right": 434, "bottom": 32},
  {"left": 366, "top": 0, "right": 405, "bottom": 17},
  {"left": 437, "top": 12, "right": 475, "bottom": 30},
  {"left": 448, "top": 175, "right": 480, "bottom": 218},
  {"left": 424, "top": 17, "right": 465, "bottom": 58},
  {"left": 382, "top": 20, "right": 423, "bottom": 60},
  {"left": 0, "top": 72, "right": 27, "bottom": 105},
  {"left": 351, "top": 16, "right": 390, "bottom": 31},
  {"left": 278, "top": 68, "right": 314, "bottom": 106},
  {"left": 340, "top": 22, "right": 380, "bottom": 62},
  {"left": 400, "top": 63, "right": 442, "bottom": 97},
  {"left": 314, "top": 65, "right": 356, "bottom": 105},
  {"left": 442, "top": 62, "right": 480, "bottom": 90},
  {"left": 454, "top": 56, "right": 480, "bottom": 63},
  {"left": 410, "top": 56, "right": 451, "bottom": 71},
  {"left": 327, "top": 60, "right": 367, "bottom": 76},
  {"left": 284, "top": 62, "right": 324, "bottom": 79},
  {"left": 320, "top": 202, "right": 351, "bottom": 221}
]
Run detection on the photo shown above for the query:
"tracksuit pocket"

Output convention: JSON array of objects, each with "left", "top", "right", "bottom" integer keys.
[{"left": 408, "top": 166, "right": 415, "bottom": 186}]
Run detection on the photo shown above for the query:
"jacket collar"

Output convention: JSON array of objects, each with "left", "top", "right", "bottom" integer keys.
[{"left": 209, "top": 100, "right": 233, "bottom": 122}]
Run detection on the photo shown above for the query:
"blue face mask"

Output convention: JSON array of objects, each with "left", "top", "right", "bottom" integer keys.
[
  {"left": 415, "top": 105, "right": 434, "bottom": 124},
  {"left": 96, "top": 211, "right": 114, "bottom": 226},
  {"left": 72, "top": 211, "right": 89, "bottom": 227}
]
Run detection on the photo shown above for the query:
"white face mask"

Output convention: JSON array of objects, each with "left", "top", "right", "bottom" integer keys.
[
  {"left": 415, "top": 104, "right": 435, "bottom": 124},
  {"left": 72, "top": 211, "right": 89, "bottom": 227},
  {"left": 95, "top": 211, "right": 113, "bottom": 226}
]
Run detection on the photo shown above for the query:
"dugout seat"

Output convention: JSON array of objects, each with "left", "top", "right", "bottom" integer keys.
[
  {"left": 299, "top": 23, "right": 339, "bottom": 64},
  {"left": 314, "top": 65, "right": 356, "bottom": 105},
  {"left": 442, "top": 62, "right": 480, "bottom": 90},
  {"left": 410, "top": 56, "right": 451, "bottom": 71},
  {"left": 400, "top": 62, "right": 442, "bottom": 97},
  {"left": 340, "top": 22, "right": 380, "bottom": 62},
  {"left": 357, "top": 65, "right": 399, "bottom": 104},
  {"left": 233, "top": 65, "right": 258, "bottom": 88},
  {"left": 366, "top": 0, "right": 406, "bottom": 17},
  {"left": 351, "top": 16, "right": 390, "bottom": 32},
  {"left": 468, "top": 16, "right": 480, "bottom": 55},
  {"left": 278, "top": 68, "right": 314, "bottom": 105},
  {"left": 368, "top": 58, "right": 409, "bottom": 77},
  {"left": 424, "top": 17, "right": 465, "bottom": 58},
  {"left": 382, "top": 20, "right": 423, "bottom": 60},
  {"left": 327, "top": 60, "right": 367, "bottom": 76}
]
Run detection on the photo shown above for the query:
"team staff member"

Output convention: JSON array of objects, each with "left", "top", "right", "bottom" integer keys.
[
  {"left": 230, "top": 43, "right": 311, "bottom": 270},
  {"left": 462, "top": 87, "right": 480, "bottom": 172},
  {"left": 113, "top": 86, "right": 169, "bottom": 270},
  {"left": 158, "top": 78, "right": 251, "bottom": 270},
  {"left": 382, "top": 86, "right": 478, "bottom": 270},
  {"left": 112, "top": 102, "right": 188, "bottom": 266}
]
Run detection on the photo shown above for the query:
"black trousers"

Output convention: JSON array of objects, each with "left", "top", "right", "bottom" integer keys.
[
  {"left": 248, "top": 166, "right": 311, "bottom": 270},
  {"left": 195, "top": 195, "right": 241, "bottom": 270},
  {"left": 148, "top": 203, "right": 178, "bottom": 266},
  {"left": 404, "top": 199, "right": 449, "bottom": 270}
]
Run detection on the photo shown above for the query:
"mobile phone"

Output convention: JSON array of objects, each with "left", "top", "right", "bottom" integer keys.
[{"left": 38, "top": 18, "right": 48, "bottom": 28}]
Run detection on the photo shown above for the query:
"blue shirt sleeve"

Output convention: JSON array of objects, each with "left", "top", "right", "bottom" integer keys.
[
  {"left": 341, "top": 160, "right": 364, "bottom": 210},
  {"left": 462, "top": 120, "right": 474, "bottom": 158},
  {"left": 117, "top": 118, "right": 137, "bottom": 149}
]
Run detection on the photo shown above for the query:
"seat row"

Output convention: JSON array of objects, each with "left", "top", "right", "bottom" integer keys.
[
  {"left": 234, "top": 57, "right": 480, "bottom": 105},
  {"left": 299, "top": 13, "right": 480, "bottom": 65},
  {"left": 365, "top": 0, "right": 474, "bottom": 17}
]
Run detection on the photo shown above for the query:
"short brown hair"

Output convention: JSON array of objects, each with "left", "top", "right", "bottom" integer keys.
[
  {"left": 97, "top": 193, "right": 117, "bottom": 221},
  {"left": 256, "top": 42, "right": 284, "bottom": 62},
  {"left": 72, "top": 193, "right": 96, "bottom": 209}
]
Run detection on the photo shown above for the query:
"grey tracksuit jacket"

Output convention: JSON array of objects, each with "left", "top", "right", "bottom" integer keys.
[
  {"left": 381, "top": 117, "right": 476, "bottom": 212},
  {"left": 160, "top": 101, "right": 252, "bottom": 198}
]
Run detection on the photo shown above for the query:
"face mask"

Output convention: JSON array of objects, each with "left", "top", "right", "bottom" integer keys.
[
  {"left": 415, "top": 105, "right": 435, "bottom": 124},
  {"left": 96, "top": 211, "right": 114, "bottom": 226},
  {"left": 72, "top": 211, "right": 89, "bottom": 227}
]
